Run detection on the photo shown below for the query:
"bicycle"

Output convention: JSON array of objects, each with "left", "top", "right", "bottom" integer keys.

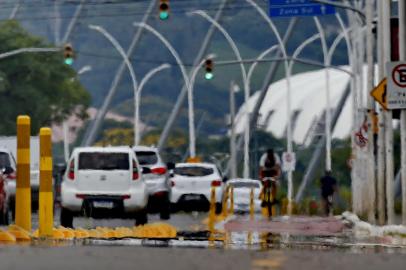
[
  {"left": 260, "top": 175, "right": 278, "bottom": 219},
  {"left": 325, "top": 195, "right": 334, "bottom": 216}
]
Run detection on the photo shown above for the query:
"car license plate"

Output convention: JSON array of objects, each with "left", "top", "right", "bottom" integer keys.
[
  {"left": 184, "top": 195, "right": 201, "bottom": 201},
  {"left": 93, "top": 201, "right": 114, "bottom": 209}
]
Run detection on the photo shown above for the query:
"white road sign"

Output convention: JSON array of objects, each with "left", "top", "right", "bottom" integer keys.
[
  {"left": 386, "top": 62, "right": 406, "bottom": 109},
  {"left": 282, "top": 152, "right": 296, "bottom": 172}
]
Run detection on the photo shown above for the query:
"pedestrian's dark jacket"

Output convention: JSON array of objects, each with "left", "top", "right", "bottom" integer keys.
[{"left": 320, "top": 175, "right": 337, "bottom": 197}]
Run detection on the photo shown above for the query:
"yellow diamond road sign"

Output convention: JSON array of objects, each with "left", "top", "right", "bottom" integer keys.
[{"left": 370, "top": 78, "right": 388, "bottom": 110}]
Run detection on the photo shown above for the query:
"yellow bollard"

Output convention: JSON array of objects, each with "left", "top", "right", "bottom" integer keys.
[
  {"left": 250, "top": 187, "right": 255, "bottom": 220},
  {"left": 39, "top": 128, "right": 53, "bottom": 238},
  {"left": 221, "top": 186, "right": 229, "bottom": 217},
  {"left": 208, "top": 187, "right": 216, "bottom": 233},
  {"left": 229, "top": 186, "right": 234, "bottom": 215},
  {"left": 16, "top": 115, "right": 31, "bottom": 232}
]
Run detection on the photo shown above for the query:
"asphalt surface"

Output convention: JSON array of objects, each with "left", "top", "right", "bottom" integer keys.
[
  {"left": 1, "top": 210, "right": 405, "bottom": 269},
  {"left": 0, "top": 245, "right": 405, "bottom": 270}
]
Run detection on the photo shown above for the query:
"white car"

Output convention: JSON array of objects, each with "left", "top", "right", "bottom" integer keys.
[
  {"left": 60, "top": 146, "right": 149, "bottom": 227},
  {"left": 225, "top": 179, "right": 262, "bottom": 214},
  {"left": 133, "top": 145, "right": 170, "bottom": 219},
  {"left": 0, "top": 137, "right": 41, "bottom": 215},
  {"left": 170, "top": 162, "right": 224, "bottom": 213}
]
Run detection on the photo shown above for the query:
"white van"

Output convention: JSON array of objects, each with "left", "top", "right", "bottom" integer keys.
[{"left": 60, "top": 146, "right": 149, "bottom": 227}]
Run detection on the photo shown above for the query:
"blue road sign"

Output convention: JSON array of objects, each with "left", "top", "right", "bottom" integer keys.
[{"left": 269, "top": 0, "right": 336, "bottom": 17}]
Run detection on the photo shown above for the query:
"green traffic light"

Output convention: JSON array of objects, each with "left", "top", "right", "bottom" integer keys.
[
  {"left": 64, "top": 58, "right": 74, "bottom": 65},
  {"left": 205, "top": 72, "right": 214, "bottom": 80},
  {"left": 159, "top": 11, "right": 169, "bottom": 20}
]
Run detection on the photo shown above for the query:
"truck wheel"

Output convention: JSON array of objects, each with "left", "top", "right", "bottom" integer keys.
[
  {"left": 135, "top": 209, "right": 148, "bottom": 226},
  {"left": 60, "top": 207, "right": 74, "bottom": 228}
]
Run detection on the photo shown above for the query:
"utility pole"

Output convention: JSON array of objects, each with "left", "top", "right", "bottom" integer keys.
[
  {"left": 229, "top": 81, "right": 237, "bottom": 179},
  {"left": 382, "top": 0, "right": 395, "bottom": 225},
  {"left": 365, "top": 0, "right": 376, "bottom": 224},
  {"left": 376, "top": 0, "right": 386, "bottom": 226},
  {"left": 399, "top": 0, "right": 406, "bottom": 225}
]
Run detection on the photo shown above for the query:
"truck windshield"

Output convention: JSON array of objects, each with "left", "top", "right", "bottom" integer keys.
[{"left": 78, "top": 152, "right": 129, "bottom": 170}]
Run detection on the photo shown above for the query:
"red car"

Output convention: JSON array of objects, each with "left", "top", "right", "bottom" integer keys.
[{"left": 0, "top": 166, "right": 12, "bottom": 225}]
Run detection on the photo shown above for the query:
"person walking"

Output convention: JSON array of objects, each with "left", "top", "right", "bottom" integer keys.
[{"left": 320, "top": 170, "right": 337, "bottom": 216}]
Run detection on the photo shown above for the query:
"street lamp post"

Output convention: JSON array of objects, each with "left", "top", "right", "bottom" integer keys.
[
  {"left": 188, "top": 10, "right": 251, "bottom": 178},
  {"left": 135, "top": 64, "right": 171, "bottom": 145},
  {"left": 88, "top": 24, "right": 139, "bottom": 146},
  {"left": 245, "top": 0, "right": 294, "bottom": 214},
  {"left": 132, "top": 22, "right": 195, "bottom": 157},
  {"left": 64, "top": 65, "right": 93, "bottom": 162}
]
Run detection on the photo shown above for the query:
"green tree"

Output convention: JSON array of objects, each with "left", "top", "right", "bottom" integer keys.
[{"left": 0, "top": 20, "right": 90, "bottom": 134}]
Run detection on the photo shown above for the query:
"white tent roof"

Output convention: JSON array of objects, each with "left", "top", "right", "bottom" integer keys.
[{"left": 235, "top": 66, "right": 356, "bottom": 145}]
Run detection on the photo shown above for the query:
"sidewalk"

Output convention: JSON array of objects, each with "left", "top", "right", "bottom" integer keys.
[{"left": 223, "top": 215, "right": 347, "bottom": 236}]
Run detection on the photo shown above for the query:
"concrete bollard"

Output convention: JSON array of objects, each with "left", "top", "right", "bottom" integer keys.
[
  {"left": 39, "top": 128, "right": 53, "bottom": 237},
  {"left": 250, "top": 187, "right": 255, "bottom": 220},
  {"left": 16, "top": 115, "right": 31, "bottom": 231}
]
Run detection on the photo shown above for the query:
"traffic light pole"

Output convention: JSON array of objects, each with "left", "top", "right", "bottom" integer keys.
[
  {"left": 0, "top": 47, "right": 60, "bottom": 60},
  {"left": 157, "top": 0, "right": 228, "bottom": 152}
]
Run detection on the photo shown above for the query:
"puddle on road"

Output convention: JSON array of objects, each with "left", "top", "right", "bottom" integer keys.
[{"left": 3, "top": 214, "right": 406, "bottom": 253}]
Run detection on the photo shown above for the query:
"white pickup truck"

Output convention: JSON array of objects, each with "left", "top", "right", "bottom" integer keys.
[{"left": 0, "top": 136, "right": 40, "bottom": 217}]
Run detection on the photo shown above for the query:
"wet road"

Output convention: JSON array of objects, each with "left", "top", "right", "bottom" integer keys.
[
  {"left": 0, "top": 210, "right": 403, "bottom": 270},
  {"left": 0, "top": 245, "right": 405, "bottom": 270}
]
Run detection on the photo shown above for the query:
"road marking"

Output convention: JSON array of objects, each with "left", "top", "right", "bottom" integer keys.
[{"left": 252, "top": 252, "right": 286, "bottom": 269}]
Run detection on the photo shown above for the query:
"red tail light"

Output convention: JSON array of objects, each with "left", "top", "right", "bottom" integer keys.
[
  {"left": 211, "top": 180, "right": 222, "bottom": 187},
  {"left": 68, "top": 160, "right": 75, "bottom": 180},
  {"left": 6, "top": 172, "right": 16, "bottom": 180},
  {"left": 151, "top": 167, "right": 167, "bottom": 175},
  {"left": 171, "top": 180, "right": 175, "bottom": 187},
  {"left": 132, "top": 160, "right": 139, "bottom": 180}
]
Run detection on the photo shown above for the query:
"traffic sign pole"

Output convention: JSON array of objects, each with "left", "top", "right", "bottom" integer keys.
[
  {"left": 366, "top": 0, "right": 376, "bottom": 224},
  {"left": 383, "top": 1, "right": 395, "bottom": 225},
  {"left": 376, "top": 0, "right": 386, "bottom": 226},
  {"left": 399, "top": 0, "right": 406, "bottom": 226}
]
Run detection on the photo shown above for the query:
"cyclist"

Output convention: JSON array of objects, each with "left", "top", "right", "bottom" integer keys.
[
  {"left": 320, "top": 170, "right": 337, "bottom": 216},
  {"left": 259, "top": 148, "right": 281, "bottom": 202}
]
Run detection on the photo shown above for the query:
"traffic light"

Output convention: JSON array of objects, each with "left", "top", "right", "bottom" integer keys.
[
  {"left": 204, "top": 59, "right": 213, "bottom": 80},
  {"left": 159, "top": 0, "right": 169, "bottom": 20},
  {"left": 63, "top": 43, "right": 74, "bottom": 65}
]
